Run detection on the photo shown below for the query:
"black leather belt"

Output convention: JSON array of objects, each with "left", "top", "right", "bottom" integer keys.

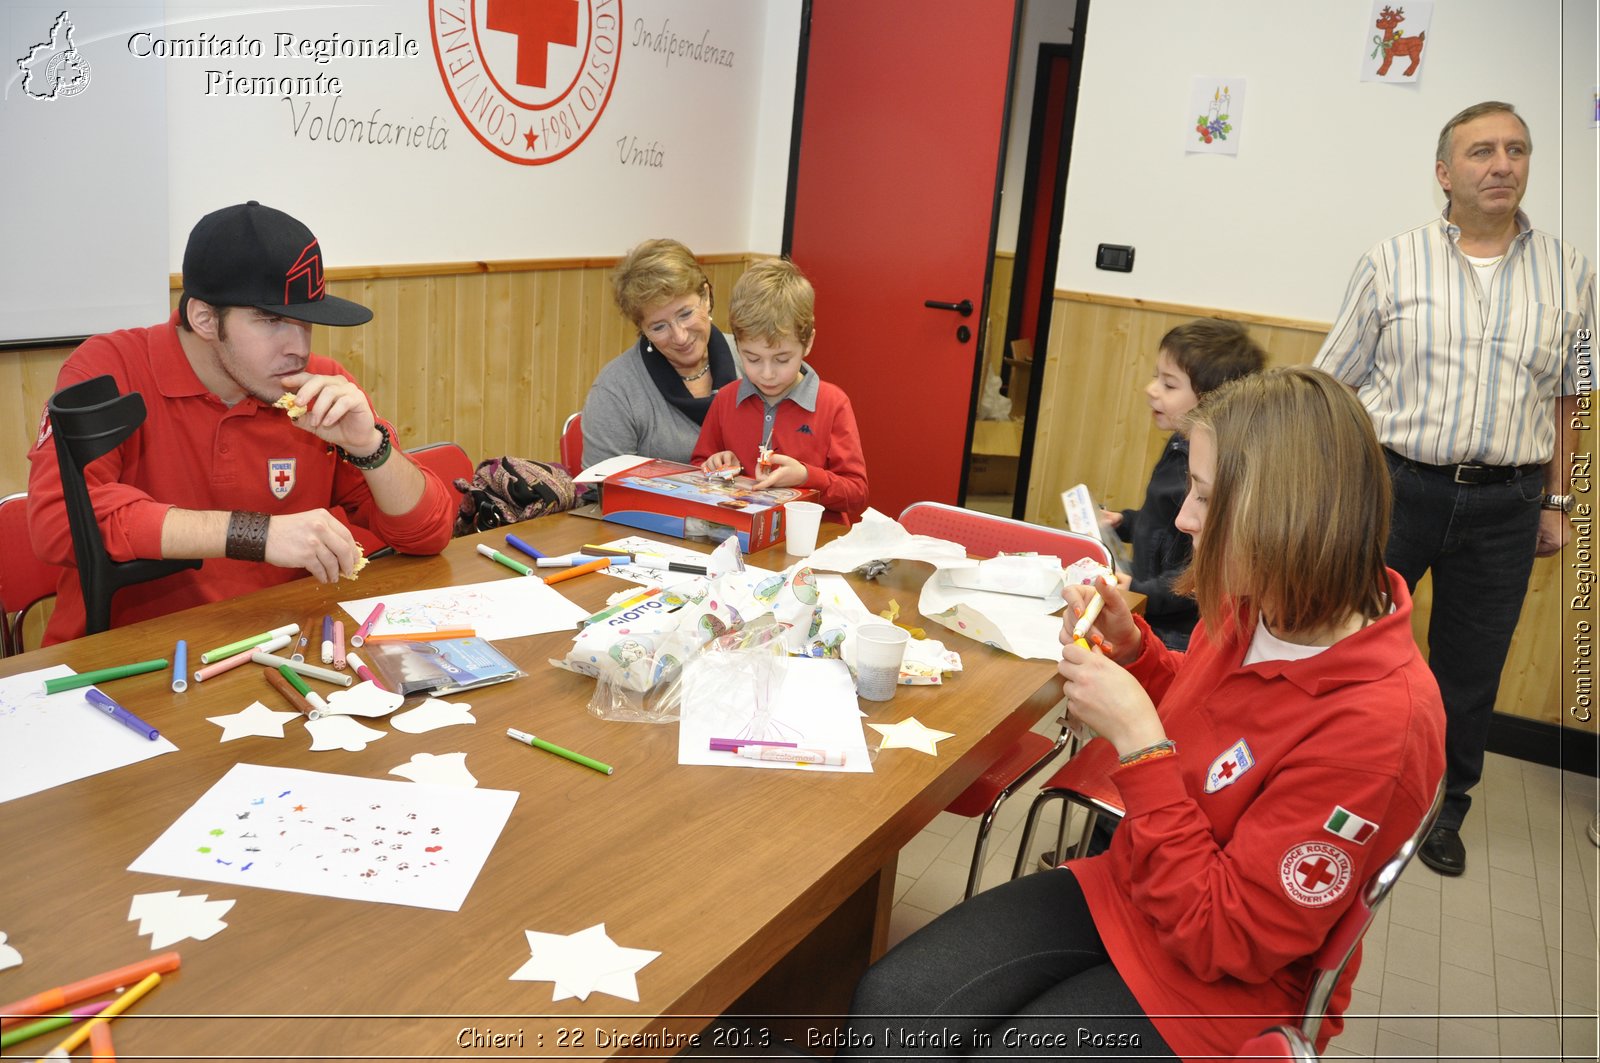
[{"left": 1386, "top": 449, "right": 1540, "bottom": 485}]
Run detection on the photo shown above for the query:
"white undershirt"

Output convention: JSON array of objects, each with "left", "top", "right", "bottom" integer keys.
[
  {"left": 1241, "top": 598, "right": 1396, "bottom": 666},
  {"left": 1463, "top": 251, "right": 1503, "bottom": 294}
]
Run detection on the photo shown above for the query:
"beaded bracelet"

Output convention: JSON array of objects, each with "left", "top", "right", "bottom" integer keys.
[
  {"left": 336, "top": 422, "right": 393, "bottom": 471},
  {"left": 225, "top": 510, "right": 271, "bottom": 562},
  {"left": 1118, "top": 739, "right": 1176, "bottom": 767}
]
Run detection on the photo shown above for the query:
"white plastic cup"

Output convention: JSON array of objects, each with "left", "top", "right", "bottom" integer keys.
[
  {"left": 784, "top": 500, "right": 825, "bottom": 556},
  {"left": 855, "top": 623, "right": 910, "bottom": 702}
]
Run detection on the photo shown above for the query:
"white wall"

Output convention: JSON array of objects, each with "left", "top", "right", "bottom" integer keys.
[
  {"left": 995, "top": 0, "right": 1076, "bottom": 254},
  {"left": 157, "top": 0, "right": 789, "bottom": 266},
  {"left": 1058, "top": 0, "right": 1596, "bottom": 322},
  {"left": 747, "top": 0, "right": 802, "bottom": 253}
]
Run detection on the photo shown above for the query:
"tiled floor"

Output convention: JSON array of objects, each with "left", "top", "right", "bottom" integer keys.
[{"left": 887, "top": 726, "right": 1600, "bottom": 1062}]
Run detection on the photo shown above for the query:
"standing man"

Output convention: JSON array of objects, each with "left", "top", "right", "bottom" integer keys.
[
  {"left": 28, "top": 201, "right": 457, "bottom": 643},
  {"left": 1316, "top": 102, "right": 1595, "bottom": 875}
]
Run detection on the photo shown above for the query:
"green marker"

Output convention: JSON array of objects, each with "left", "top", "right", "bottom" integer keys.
[
  {"left": 506, "top": 727, "right": 613, "bottom": 775},
  {"left": 43, "top": 658, "right": 168, "bottom": 695},
  {"left": 476, "top": 543, "right": 534, "bottom": 576},
  {"left": 199, "top": 623, "right": 299, "bottom": 664}
]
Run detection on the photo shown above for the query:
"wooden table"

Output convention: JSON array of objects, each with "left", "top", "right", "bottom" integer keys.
[{"left": 0, "top": 515, "right": 1062, "bottom": 1060}]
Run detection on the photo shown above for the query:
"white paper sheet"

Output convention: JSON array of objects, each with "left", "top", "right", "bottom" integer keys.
[
  {"left": 789, "top": 507, "right": 970, "bottom": 573},
  {"left": 128, "top": 763, "right": 517, "bottom": 911},
  {"left": 678, "top": 656, "right": 871, "bottom": 773},
  {"left": 340, "top": 577, "right": 589, "bottom": 642},
  {"left": 0, "top": 666, "right": 179, "bottom": 804}
]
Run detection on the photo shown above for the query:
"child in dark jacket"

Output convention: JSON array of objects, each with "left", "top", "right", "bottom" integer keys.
[{"left": 1104, "top": 318, "right": 1265, "bottom": 649}]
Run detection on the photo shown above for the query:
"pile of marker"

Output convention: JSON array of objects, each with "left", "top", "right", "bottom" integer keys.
[{"left": 0, "top": 951, "right": 179, "bottom": 1056}]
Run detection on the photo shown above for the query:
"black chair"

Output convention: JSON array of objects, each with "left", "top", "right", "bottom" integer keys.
[{"left": 47, "top": 375, "right": 201, "bottom": 635}]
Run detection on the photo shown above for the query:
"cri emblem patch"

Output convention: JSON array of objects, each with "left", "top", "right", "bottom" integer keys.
[
  {"left": 1279, "top": 841, "right": 1353, "bottom": 908},
  {"left": 268, "top": 459, "right": 297, "bottom": 500},
  {"left": 429, "top": 0, "right": 621, "bottom": 164}
]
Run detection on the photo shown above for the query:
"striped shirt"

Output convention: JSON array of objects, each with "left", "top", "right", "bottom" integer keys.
[{"left": 1315, "top": 209, "right": 1595, "bottom": 466}]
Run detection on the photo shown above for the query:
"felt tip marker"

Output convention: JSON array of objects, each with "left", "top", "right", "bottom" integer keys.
[
  {"left": 345, "top": 651, "right": 385, "bottom": 690},
  {"left": 506, "top": 727, "right": 613, "bottom": 775},
  {"left": 709, "top": 737, "right": 798, "bottom": 753},
  {"left": 580, "top": 544, "right": 634, "bottom": 558},
  {"left": 736, "top": 746, "right": 845, "bottom": 766},
  {"left": 84, "top": 688, "right": 160, "bottom": 741},
  {"left": 332, "top": 620, "right": 347, "bottom": 669},
  {"left": 1072, "top": 589, "right": 1105, "bottom": 640},
  {"left": 171, "top": 640, "right": 188, "bottom": 693},
  {"left": 198, "top": 623, "right": 299, "bottom": 665},
  {"left": 631, "top": 554, "right": 709, "bottom": 575},
  {"left": 476, "top": 543, "right": 535, "bottom": 577},
  {"left": 535, "top": 553, "right": 602, "bottom": 567},
  {"left": 541, "top": 557, "right": 611, "bottom": 585},
  {"left": 193, "top": 634, "right": 292, "bottom": 683},
  {"left": 321, "top": 615, "right": 334, "bottom": 664},
  {"left": 349, "top": 603, "right": 384, "bottom": 648},
  {"left": 504, "top": 533, "right": 544, "bottom": 560}
]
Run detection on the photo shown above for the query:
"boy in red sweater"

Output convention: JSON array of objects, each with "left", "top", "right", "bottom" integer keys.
[{"left": 692, "top": 258, "right": 868, "bottom": 523}]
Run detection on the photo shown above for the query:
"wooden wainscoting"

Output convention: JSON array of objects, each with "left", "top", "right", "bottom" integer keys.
[{"left": 1024, "top": 290, "right": 1593, "bottom": 732}]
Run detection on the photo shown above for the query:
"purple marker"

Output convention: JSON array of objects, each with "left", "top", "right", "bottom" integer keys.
[
  {"left": 85, "top": 687, "right": 159, "bottom": 741},
  {"left": 321, "top": 615, "right": 334, "bottom": 665},
  {"left": 708, "top": 737, "right": 800, "bottom": 753}
]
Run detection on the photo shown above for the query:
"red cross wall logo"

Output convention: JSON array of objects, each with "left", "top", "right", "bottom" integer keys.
[
  {"left": 268, "top": 459, "right": 297, "bottom": 500},
  {"left": 430, "top": 0, "right": 621, "bottom": 165},
  {"left": 1203, "top": 738, "right": 1256, "bottom": 793},
  {"left": 1279, "top": 841, "right": 1353, "bottom": 908}
]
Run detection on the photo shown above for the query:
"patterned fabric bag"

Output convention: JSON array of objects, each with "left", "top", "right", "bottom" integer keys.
[{"left": 453, "top": 456, "right": 578, "bottom": 535}]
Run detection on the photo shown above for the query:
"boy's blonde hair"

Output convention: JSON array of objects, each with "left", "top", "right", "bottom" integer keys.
[
  {"left": 729, "top": 257, "right": 815, "bottom": 345},
  {"left": 1175, "top": 366, "right": 1392, "bottom": 637},
  {"left": 1160, "top": 318, "right": 1267, "bottom": 397},
  {"left": 611, "top": 238, "right": 710, "bottom": 327}
]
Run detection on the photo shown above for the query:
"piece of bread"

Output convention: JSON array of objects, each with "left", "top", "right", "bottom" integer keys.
[
  {"left": 346, "top": 545, "right": 369, "bottom": 580},
  {"left": 274, "top": 393, "right": 308, "bottom": 419}
]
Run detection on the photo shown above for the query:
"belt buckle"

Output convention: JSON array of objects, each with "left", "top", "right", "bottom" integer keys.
[{"left": 1454, "top": 465, "right": 1477, "bottom": 484}]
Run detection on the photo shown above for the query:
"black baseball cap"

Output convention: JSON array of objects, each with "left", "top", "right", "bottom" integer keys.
[{"left": 182, "top": 201, "right": 372, "bottom": 326}]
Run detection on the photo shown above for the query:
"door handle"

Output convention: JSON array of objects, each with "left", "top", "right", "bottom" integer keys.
[{"left": 923, "top": 298, "right": 974, "bottom": 317}]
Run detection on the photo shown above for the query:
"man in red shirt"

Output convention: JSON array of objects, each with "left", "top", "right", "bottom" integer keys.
[{"left": 27, "top": 201, "right": 456, "bottom": 643}]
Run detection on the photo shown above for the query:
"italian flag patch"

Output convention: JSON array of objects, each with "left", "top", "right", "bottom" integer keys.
[{"left": 1324, "top": 806, "right": 1378, "bottom": 844}]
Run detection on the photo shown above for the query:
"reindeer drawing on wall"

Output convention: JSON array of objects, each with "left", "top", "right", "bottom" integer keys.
[{"left": 1374, "top": 6, "right": 1425, "bottom": 77}]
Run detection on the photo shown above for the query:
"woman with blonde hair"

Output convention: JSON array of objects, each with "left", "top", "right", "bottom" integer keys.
[
  {"left": 580, "top": 239, "right": 740, "bottom": 468},
  {"left": 843, "top": 367, "right": 1445, "bottom": 1060}
]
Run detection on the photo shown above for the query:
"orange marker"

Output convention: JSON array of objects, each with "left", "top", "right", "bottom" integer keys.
[
  {"left": 90, "top": 1021, "right": 117, "bottom": 1061},
  {"left": 541, "top": 557, "right": 611, "bottom": 585},
  {"left": 1, "top": 952, "right": 180, "bottom": 1028},
  {"left": 362, "top": 628, "right": 476, "bottom": 643}
]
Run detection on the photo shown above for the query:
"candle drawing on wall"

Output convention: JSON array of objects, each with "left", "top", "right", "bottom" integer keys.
[
  {"left": 1362, "top": 2, "right": 1433, "bottom": 84},
  {"left": 1187, "top": 77, "right": 1246, "bottom": 157}
]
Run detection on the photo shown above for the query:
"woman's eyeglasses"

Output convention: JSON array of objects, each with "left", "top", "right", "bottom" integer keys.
[{"left": 643, "top": 298, "right": 704, "bottom": 340}]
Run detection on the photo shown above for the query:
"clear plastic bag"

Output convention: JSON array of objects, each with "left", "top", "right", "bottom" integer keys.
[{"left": 585, "top": 616, "right": 787, "bottom": 724}]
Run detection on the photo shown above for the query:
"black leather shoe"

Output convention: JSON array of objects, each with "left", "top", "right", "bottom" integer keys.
[{"left": 1418, "top": 826, "right": 1466, "bottom": 876}]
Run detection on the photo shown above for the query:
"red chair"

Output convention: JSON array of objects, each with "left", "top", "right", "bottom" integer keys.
[
  {"left": 351, "top": 441, "right": 476, "bottom": 557},
  {"left": 0, "top": 493, "right": 63, "bottom": 656},
  {"left": 1234, "top": 1026, "right": 1318, "bottom": 1061},
  {"left": 898, "top": 501, "right": 1113, "bottom": 898},
  {"left": 408, "top": 441, "right": 475, "bottom": 516},
  {"left": 1009, "top": 735, "right": 1124, "bottom": 877},
  {"left": 560, "top": 412, "right": 583, "bottom": 474}
]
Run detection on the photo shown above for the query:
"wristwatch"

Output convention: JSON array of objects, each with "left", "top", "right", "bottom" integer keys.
[
  {"left": 1541, "top": 492, "right": 1574, "bottom": 513},
  {"left": 336, "top": 422, "right": 392, "bottom": 471}
]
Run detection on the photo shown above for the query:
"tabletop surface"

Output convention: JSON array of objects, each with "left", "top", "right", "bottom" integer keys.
[{"left": 0, "top": 514, "right": 1062, "bottom": 1060}]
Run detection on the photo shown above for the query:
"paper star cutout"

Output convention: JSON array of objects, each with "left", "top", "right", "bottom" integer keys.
[
  {"left": 129, "top": 890, "right": 235, "bottom": 949},
  {"left": 207, "top": 701, "right": 299, "bottom": 742},
  {"left": 324, "top": 681, "right": 405, "bottom": 718},
  {"left": 389, "top": 751, "right": 477, "bottom": 788},
  {"left": 391, "top": 698, "right": 477, "bottom": 734},
  {"left": 0, "top": 931, "right": 21, "bottom": 971},
  {"left": 305, "top": 714, "right": 386, "bottom": 752},
  {"left": 867, "top": 716, "right": 955, "bottom": 755},
  {"left": 510, "top": 923, "right": 659, "bottom": 1002}
]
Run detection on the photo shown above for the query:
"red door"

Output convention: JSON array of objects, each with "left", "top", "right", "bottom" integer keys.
[{"left": 787, "top": 0, "right": 1018, "bottom": 518}]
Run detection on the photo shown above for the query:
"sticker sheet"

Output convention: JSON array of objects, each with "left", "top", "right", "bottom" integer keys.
[{"left": 128, "top": 763, "right": 517, "bottom": 911}]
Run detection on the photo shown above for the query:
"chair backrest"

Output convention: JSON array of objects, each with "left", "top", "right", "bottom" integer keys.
[
  {"left": 1234, "top": 1025, "right": 1319, "bottom": 1061},
  {"left": 560, "top": 412, "right": 583, "bottom": 474},
  {"left": 1299, "top": 777, "right": 1446, "bottom": 1044},
  {"left": 408, "top": 441, "right": 475, "bottom": 518},
  {"left": 0, "top": 493, "right": 61, "bottom": 656},
  {"left": 46, "top": 375, "right": 201, "bottom": 635},
  {"left": 899, "top": 501, "right": 1111, "bottom": 569}
]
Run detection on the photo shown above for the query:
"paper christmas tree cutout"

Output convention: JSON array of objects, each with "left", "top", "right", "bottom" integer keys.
[{"left": 129, "top": 890, "right": 235, "bottom": 949}]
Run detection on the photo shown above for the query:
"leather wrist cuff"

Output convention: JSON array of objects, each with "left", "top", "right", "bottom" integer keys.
[
  {"left": 225, "top": 510, "right": 271, "bottom": 562},
  {"left": 337, "top": 422, "right": 393, "bottom": 471}
]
